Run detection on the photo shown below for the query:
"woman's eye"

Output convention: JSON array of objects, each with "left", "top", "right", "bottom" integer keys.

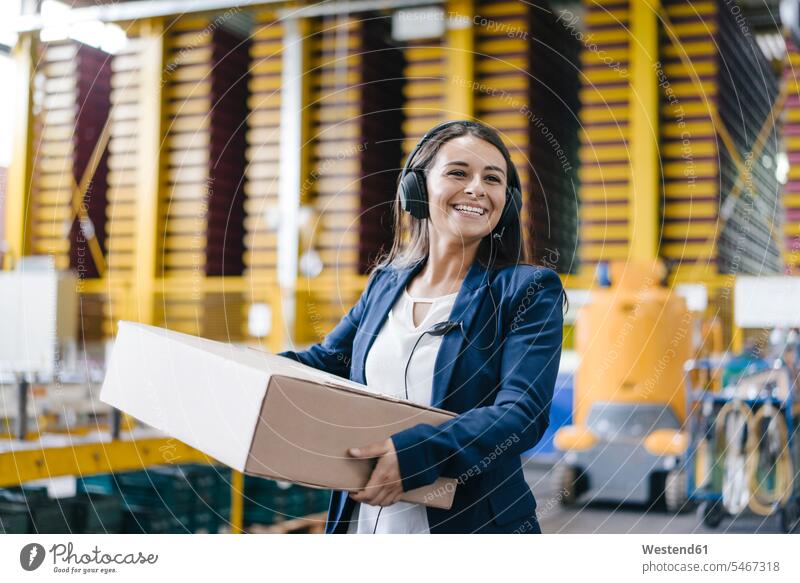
[
  {"left": 449, "top": 170, "right": 466, "bottom": 177},
  {"left": 486, "top": 175, "right": 501, "bottom": 183}
]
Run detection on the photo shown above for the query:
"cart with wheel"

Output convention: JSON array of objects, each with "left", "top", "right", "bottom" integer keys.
[{"left": 685, "top": 361, "right": 800, "bottom": 532}]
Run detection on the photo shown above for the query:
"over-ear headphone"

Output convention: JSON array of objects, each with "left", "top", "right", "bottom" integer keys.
[{"left": 397, "top": 120, "right": 523, "bottom": 241}]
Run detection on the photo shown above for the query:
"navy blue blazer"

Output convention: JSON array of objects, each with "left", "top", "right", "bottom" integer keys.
[{"left": 279, "top": 256, "right": 564, "bottom": 533}]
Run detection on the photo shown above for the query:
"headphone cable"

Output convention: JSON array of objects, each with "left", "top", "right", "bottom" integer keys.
[{"left": 371, "top": 320, "right": 462, "bottom": 533}]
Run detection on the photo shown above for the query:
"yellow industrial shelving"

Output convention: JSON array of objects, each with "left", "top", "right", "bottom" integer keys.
[
  {"left": 784, "top": 39, "right": 800, "bottom": 274},
  {"left": 0, "top": 431, "right": 252, "bottom": 534},
  {"left": 578, "top": 0, "right": 634, "bottom": 273}
]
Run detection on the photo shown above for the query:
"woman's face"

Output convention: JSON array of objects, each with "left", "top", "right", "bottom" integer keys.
[{"left": 425, "top": 135, "right": 509, "bottom": 247}]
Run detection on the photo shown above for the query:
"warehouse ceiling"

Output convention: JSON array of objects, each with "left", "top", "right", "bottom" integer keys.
[
  {"left": 40, "top": 0, "right": 787, "bottom": 13},
  {"left": 63, "top": 0, "right": 140, "bottom": 5},
  {"left": 16, "top": 0, "right": 798, "bottom": 64},
  {"left": 22, "top": 0, "right": 790, "bottom": 30}
]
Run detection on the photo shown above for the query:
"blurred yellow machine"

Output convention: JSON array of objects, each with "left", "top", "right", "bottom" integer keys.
[{"left": 554, "top": 261, "right": 693, "bottom": 510}]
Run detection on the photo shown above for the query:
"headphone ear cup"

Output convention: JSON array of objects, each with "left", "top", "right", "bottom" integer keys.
[
  {"left": 508, "top": 185, "right": 522, "bottom": 218},
  {"left": 399, "top": 169, "right": 429, "bottom": 219},
  {"left": 495, "top": 185, "right": 521, "bottom": 235}
]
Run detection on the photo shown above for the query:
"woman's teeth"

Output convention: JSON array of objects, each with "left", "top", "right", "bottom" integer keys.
[{"left": 453, "top": 204, "right": 485, "bottom": 216}]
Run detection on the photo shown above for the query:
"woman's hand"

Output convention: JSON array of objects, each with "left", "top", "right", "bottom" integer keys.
[{"left": 348, "top": 438, "right": 404, "bottom": 507}]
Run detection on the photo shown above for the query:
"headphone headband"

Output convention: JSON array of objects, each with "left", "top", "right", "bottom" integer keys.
[{"left": 400, "top": 120, "right": 485, "bottom": 184}]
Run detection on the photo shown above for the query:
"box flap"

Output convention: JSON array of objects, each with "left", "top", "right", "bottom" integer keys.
[{"left": 100, "top": 322, "right": 272, "bottom": 470}]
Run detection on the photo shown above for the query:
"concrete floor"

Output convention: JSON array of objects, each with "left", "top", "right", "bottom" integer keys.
[{"left": 522, "top": 458, "right": 788, "bottom": 534}]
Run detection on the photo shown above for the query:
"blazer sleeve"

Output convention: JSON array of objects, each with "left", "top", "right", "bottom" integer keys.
[
  {"left": 390, "top": 268, "right": 564, "bottom": 491},
  {"left": 277, "top": 269, "right": 382, "bottom": 379}
]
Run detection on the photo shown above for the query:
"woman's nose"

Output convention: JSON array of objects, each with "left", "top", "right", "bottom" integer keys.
[{"left": 464, "top": 175, "right": 486, "bottom": 197}]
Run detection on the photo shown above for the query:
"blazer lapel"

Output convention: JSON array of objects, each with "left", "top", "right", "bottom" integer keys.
[
  {"left": 430, "top": 259, "right": 490, "bottom": 408},
  {"left": 353, "top": 259, "right": 426, "bottom": 384}
]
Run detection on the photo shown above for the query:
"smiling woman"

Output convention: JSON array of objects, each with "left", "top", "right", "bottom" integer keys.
[{"left": 279, "top": 120, "right": 565, "bottom": 534}]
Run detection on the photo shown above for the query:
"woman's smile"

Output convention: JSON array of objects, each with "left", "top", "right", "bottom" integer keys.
[{"left": 451, "top": 203, "right": 488, "bottom": 219}]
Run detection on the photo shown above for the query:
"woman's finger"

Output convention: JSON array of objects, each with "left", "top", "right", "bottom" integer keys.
[
  {"left": 363, "top": 487, "right": 388, "bottom": 506},
  {"left": 359, "top": 473, "right": 387, "bottom": 504},
  {"left": 363, "top": 465, "right": 387, "bottom": 492},
  {"left": 373, "top": 489, "right": 396, "bottom": 508},
  {"left": 348, "top": 439, "right": 390, "bottom": 459}
]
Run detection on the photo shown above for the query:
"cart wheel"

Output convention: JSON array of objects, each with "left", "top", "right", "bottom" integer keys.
[
  {"left": 780, "top": 498, "right": 800, "bottom": 534},
  {"left": 553, "top": 463, "right": 581, "bottom": 506},
  {"left": 699, "top": 500, "right": 724, "bottom": 529},
  {"left": 664, "top": 469, "right": 690, "bottom": 513}
]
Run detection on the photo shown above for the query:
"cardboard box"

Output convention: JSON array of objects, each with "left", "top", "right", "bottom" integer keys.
[{"left": 100, "top": 322, "right": 456, "bottom": 509}]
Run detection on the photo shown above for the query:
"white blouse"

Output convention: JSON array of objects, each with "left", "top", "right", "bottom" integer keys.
[{"left": 346, "top": 286, "right": 458, "bottom": 534}]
